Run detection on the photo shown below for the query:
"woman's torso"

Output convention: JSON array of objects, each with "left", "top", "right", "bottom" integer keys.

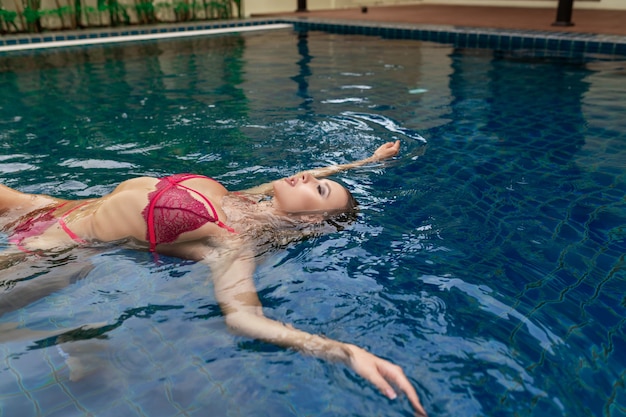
[{"left": 9, "top": 175, "right": 235, "bottom": 252}]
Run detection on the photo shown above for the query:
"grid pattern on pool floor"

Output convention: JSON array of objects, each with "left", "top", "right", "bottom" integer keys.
[{"left": 1, "top": 17, "right": 625, "bottom": 56}]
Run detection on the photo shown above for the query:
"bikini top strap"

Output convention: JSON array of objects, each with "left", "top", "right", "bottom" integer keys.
[
  {"left": 173, "top": 175, "right": 236, "bottom": 234},
  {"left": 175, "top": 183, "right": 237, "bottom": 234}
]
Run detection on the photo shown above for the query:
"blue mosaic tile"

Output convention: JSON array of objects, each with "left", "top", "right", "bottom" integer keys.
[
  {"left": 468, "top": 33, "right": 478, "bottom": 47},
  {"left": 499, "top": 35, "right": 511, "bottom": 49},
  {"left": 487, "top": 34, "right": 500, "bottom": 49},
  {"left": 599, "top": 42, "right": 615, "bottom": 55},
  {"left": 522, "top": 37, "right": 534, "bottom": 49},
  {"left": 535, "top": 38, "right": 560, "bottom": 51},
  {"left": 571, "top": 41, "right": 585, "bottom": 53},
  {"left": 457, "top": 32, "right": 467, "bottom": 47},
  {"left": 511, "top": 36, "right": 522, "bottom": 49},
  {"left": 477, "top": 33, "right": 489, "bottom": 47},
  {"left": 586, "top": 41, "right": 601, "bottom": 53},
  {"left": 546, "top": 38, "right": 560, "bottom": 50}
]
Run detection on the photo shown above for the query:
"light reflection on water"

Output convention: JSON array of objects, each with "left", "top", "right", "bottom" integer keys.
[{"left": 1, "top": 29, "right": 625, "bottom": 417}]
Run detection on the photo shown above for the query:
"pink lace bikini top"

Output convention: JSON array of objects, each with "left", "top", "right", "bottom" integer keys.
[{"left": 142, "top": 174, "right": 236, "bottom": 252}]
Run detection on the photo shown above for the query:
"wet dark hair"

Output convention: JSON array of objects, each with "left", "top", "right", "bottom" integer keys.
[
  {"left": 325, "top": 186, "right": 359, "bottom": 231},
  {"left": 343, "top": 187, "right": 359, "bottom": 212}
]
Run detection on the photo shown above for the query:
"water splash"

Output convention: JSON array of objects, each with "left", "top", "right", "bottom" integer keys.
[{"left": 340, "top": 112, "right": 427, "bottom": 143}]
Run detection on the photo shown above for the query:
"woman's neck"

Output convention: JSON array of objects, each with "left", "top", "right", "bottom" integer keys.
[
  {"left": 221, "top": 193, "right": 320, "bottom": 253},
  {"left": 221, "top": 193, "right": 278, "bottom": 230}
]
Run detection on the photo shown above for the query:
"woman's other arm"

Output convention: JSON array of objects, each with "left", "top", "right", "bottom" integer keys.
[{"left": 203, "top": 243, "right": 427, "bottom": 416}]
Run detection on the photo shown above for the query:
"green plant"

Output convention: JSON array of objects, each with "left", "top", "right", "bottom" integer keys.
[
  {"left": 173, "top": 0, "right": 190, "bottom": 21},
  {"left": 107, "top": 0, "right": 130, "bottom": 26},
  {"left": 0, "top": 8, "right": 19, "bottom": 33},
  {"left": 1, "top": 0, "right": 240, "bottom": 34},
  {"left": 73, "top": 0, "right": 83, "bottom": 28},
  {"left": 52, "top": 4, "right": 73, "bottom": 29},
  {"left": 134, "top": 0, "right": 156, "bottom": 24},
  {"left": 23, "top": 0, "right": 42, "bottom": 32}
]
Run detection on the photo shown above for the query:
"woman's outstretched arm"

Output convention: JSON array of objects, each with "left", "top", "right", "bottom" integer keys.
[
  {"left": 239, "top": 141, "right": 401, "bottom": 195},
  {"left": 203, "top": 243, "right": 427, "bottom": 416},
  {"left": 305, "top": 140, "right": 401, "bottom": 179}
]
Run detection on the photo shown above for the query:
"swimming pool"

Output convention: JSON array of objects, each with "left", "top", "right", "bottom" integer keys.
[{"left": 1, "top": 27, "right": 625, "bottom": 416}]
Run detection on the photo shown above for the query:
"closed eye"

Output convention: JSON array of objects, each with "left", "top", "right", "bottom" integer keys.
[{"left": 318, "top": 182, "right": 331, "bottom": 198}]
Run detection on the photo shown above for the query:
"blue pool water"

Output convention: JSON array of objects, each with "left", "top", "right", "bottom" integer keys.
[{"left": 1, "top": 28, "right": 625, "bottom": 416}]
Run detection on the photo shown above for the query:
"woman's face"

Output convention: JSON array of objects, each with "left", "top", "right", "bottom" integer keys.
[{"left": 272, "top": 173, "right": 349, "bottom": 214}]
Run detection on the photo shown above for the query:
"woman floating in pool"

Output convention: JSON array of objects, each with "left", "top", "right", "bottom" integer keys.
[{"left": 0, "top": 140, "right": 427, "bottom": 416}]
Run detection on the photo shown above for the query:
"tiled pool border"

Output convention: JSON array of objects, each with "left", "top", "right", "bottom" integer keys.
[
  {"left": 1, "top": 16, "right": 625, "bottom": 56},
  {"left": 289, "top": 17, "right": 626, "bottom": 57}
]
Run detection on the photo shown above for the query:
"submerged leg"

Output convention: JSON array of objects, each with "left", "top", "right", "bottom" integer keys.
[
  {"left": 0, "top": 321, "right": 110, "bottom": 381},
  {"left": 0, "top": 250, "right": 95, "bottom": 317}
]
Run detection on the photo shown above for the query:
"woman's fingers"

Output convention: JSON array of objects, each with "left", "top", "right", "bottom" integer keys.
[
  {"left": 347, "top": 344, "right": 427, "bottom": 416},
  {"left": 377, "top": 360, "right": 428, "bottom": 417},
  {"left": 365, "top": 364, "right": 399, "bottom": 399},
  {"left": 373, "top": 140, "right": 401, "bottom": 160}
]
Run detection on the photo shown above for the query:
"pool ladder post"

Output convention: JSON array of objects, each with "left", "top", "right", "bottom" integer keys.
[{"left": 552, "top": 0, "right": 575, "bottom": 27}]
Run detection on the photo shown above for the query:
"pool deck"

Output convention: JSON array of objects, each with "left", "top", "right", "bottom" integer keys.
[{"left": 272, "top": 4, "right": 626, "bottom": 37}]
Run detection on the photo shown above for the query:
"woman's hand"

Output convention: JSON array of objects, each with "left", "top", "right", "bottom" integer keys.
[
  {"left": 346, "top": 344, "right": 427, "bottom": 416},
  {"left": 372, "top": 140, "right": 401, "bottom": 161}
]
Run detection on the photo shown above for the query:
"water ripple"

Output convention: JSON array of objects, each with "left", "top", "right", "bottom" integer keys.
[
  {"left": 59, "top": 159, "right": 137, "bottom": 170},
  {"left": 341, "top": 111, "right": 427, "bottom": 143},
  {"left": 420, "top": 274, "right": 563, "bottom": 355}
]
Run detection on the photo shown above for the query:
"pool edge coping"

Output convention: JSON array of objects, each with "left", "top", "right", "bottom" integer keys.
[{"left": 1, "top": 17, "right": 625, "bottom": 56}]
